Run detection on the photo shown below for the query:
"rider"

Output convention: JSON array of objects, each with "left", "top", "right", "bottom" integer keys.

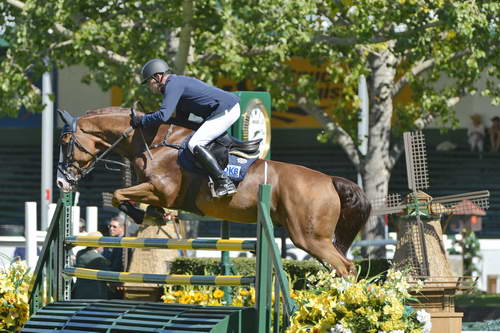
[{"left": 133, "top": 58, "right": 240, "bottom": 197}]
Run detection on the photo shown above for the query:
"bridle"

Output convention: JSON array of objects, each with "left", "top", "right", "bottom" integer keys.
[
  {"left": 58, "top": 112, "right": 133, "bottom": 186},
  {"left": 58, "top": 101, "right": 175, "bottom": 187}
]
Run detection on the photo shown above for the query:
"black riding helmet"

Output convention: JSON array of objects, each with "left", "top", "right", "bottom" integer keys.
[{"left": 141, "top": 58, "right": 169, "bottom": 84}]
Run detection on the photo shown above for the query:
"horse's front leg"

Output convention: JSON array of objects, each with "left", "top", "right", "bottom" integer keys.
[{"left": 112, "top": 182, "right": 162, "bottom": 224}]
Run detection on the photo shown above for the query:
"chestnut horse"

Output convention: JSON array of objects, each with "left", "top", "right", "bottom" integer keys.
[{"left": 56, "top": 107, "right": 371, "bottom": 276}]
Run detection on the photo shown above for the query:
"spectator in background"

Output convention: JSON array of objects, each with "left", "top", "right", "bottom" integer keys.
[
  {"left": 102, "top": 215, "right": 128, "bottom": 299},
  {"left": 102, "top": 215, "right": 125, "bottom": 272},
  {"left": 467, "top": 114, "right": 485, "bottom": 154},
  {"left": 489, "top": 116, "right": 500, "bottom": 152},
  {"left": 79, "top": 217, "right": 86, "bottom": 234},
  {"left": 72, "top": 231, "right": 110, "bottom": 299}
]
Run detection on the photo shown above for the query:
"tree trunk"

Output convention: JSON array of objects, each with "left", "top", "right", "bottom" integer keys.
[
  {"left": 360, "top": 46, "right": 398, "bottom": 258},
  {"left": 174, "top": 0, "right": 193, "bottom": 75}
]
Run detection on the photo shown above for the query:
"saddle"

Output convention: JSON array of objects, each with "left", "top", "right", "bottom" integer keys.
[
  {"left": 209, "top": 133, "right": 262, "bottom": 168},
  {"left": 178, "top": 132, "right": 261, "bottom": 179}
]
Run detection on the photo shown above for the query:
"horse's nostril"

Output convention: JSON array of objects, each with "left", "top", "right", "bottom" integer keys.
[{"left": 57, "top": 180, "right": 64, "bottom": 188}]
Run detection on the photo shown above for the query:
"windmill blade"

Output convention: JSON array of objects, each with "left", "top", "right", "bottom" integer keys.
[
  {"left": 371, "top": 193, "right": 405, "bottom": 216},
  {"left": 372, "top": 206, "right": 406, "bottom": 216},
  {"left": 431, "top": 190, "right": 490, "bottom": 215},
  {"left": 433, "top": 190, "right": 490, "bottom": 204},
  {"left": 404, "top": 131, "right": 429, "bottom": 192}
]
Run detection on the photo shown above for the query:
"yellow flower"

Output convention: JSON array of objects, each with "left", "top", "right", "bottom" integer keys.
[
  {"left": 173, "top": 290, "right": 183, "bottom": 297},
  {"left": 344, "top": 311, "right": 354, "bottom": 319},
  {"left": 355, "top": 307, "right": 366, "bottom": 315},
  {"left": 383, "top": 301, "right": 404, "bottom": 320},
  {"left": 365, "top": 308, "right": 379, "bottom": 324},
  {"left": 213, "top": 289, "right": 224, "bottom": 299},
  {"left": 179, "top": 295, "right": 192, "bottom": 304},
  {"left": 4, "top": 292, "right": 16, "bottom": 304},
  {"left": 193, "top": 292, "right": 204, "bottom": 303},
  {"left": 232, "top": 296, "right": 244, "bottom": 306},
  {"left": 380, "top": 319, "right": 405, "bottom": 331},
  {"left": 344, "top": 284, "right": 368, "bottom": 304},
  {"left": 239, "top": 289, "right": 249, "bottom": 296}
]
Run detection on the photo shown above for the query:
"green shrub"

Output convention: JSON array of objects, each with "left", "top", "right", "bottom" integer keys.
[
  {"left": 170, "top": 257, "right": 391, "bottom": 290},
  {"left": 456, "top": 293, "right": 500, "bottom": 307}
]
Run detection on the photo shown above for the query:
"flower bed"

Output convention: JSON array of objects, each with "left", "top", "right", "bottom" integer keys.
[
  {"left": 286, "top": 269, "right": 432, "bottom": 333},
  {"left": 0, "top": 260, "right": 32, "bottom": 331},
  {"left": 161, "top": 268, "right": 432, "bottom": 333}
]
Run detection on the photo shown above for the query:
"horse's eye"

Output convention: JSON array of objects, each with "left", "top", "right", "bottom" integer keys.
[{"left": 61, "top": 133, "right": 72, "bottom": 144}]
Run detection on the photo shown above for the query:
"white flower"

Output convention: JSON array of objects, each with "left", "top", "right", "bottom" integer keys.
[
  {"left": 416, "top": 309, "right": 430, "bottom": 323},
  {"left": 416, "top": 309, "right": 432, "bottom": 333},
  {"left": 331, "top": 323, "right": 352, "bottom": 333}
]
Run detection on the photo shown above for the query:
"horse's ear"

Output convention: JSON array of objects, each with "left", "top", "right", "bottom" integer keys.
[{"left": 57, "top": 109, "right": 74, "bottom": 125}]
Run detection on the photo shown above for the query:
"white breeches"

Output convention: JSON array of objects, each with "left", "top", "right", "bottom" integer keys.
[{"left": 188, "top": 103, "right": 241, "bottom": 153}]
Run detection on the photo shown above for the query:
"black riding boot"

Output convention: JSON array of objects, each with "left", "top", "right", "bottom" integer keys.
[{"left": 193, "top": 145, "right": 237, "bottom": 197}]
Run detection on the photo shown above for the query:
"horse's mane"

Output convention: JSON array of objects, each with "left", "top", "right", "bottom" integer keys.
[
  {"left": 82, "top": 106, "right": 198, "bottom": 131},
  {"left": 83, "top": 107, "right": 130, "bottom": 117}
]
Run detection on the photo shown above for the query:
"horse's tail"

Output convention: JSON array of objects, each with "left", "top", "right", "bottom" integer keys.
[{"left": 331, "top": 176, "right": 372, "bottom": 256}]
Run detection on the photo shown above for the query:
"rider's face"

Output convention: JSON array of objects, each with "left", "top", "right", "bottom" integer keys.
[{"left": 147, "top": 74, "right": 163, "bottom": 94}]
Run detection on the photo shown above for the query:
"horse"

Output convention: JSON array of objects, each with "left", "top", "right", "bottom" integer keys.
[{"left": 56, "top": 106, "right": 371, "bottom": 277}]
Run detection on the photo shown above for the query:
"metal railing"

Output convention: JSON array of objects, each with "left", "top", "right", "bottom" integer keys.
[{"left": 28, "top": 185, "right": 296, "bottom": 332}]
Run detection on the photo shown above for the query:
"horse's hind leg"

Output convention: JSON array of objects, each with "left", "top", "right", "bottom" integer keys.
[
  {"left": 283, "top": 200, "right": 354, "bottom": 276},
  {"left": 305, "top": 238, "right": 354, "bottom": 276}
]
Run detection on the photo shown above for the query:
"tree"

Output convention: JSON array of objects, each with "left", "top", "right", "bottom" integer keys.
[
  {"left": 0, "top": 0, "right": 309, "bottom": 113},
  {"left": 212, "top": 0, "right": 499, "bottom": 255},
  {"left": 166, "top": 0, "right": 500, "bottom": 255},
  {"left": 2, "top": 0, "right": 499, "bottom": 255},
  {"left": 286, "top": 0, "right": 500, "bottom": 255}
]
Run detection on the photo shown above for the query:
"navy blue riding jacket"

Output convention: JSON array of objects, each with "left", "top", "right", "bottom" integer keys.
[{"left": 141, "top": 75, "right": 239, "bottom": 128}]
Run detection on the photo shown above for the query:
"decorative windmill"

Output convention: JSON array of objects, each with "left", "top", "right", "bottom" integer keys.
[{"left": 371, "top": 131, "right": 490, "bottom": 278}]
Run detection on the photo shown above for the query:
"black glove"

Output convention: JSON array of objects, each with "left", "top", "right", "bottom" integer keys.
[{"left": 130, "top": 115, "right": 143, "bottom": 129}]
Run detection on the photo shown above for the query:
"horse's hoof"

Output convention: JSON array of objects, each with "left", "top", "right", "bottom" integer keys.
[
  {"left": 118, "top": 202, "right": 145, "bottom": 224},
  {"left": 145, "top": 205, "right": 165, "bottom": 218},
  {"left": 144, "top": 206, "right": 167, "bottom": 226}
]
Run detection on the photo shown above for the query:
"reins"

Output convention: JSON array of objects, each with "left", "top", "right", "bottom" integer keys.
[
  {"left": 86, "top": 127, "right": 134, "bottom": 173},
  {"left": 132, "top": 100, "right": 181, "bottom": 152},
  {"left": 60, "top": 126, "right": 134, "bottom": 180},
  {"left": 148, "top": 123, "right": 181, "bottom": 150},
  {"left": 59, "top": 101, "right": 183, "bottom": 185}
]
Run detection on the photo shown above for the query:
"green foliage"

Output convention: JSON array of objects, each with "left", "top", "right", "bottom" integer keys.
[
  {"left": 170, "top": 256, "right": 391, "bottom": 290},
  {"left": 462, "top": 230, "right": 482, "bottom": 277},
  {"left": 3, "top": 0, "right": 497, "bottom": 124},
  {"left": 448, "top": 230, "right": 482, "bottom": 277},
  {"left": 2, "top": 0, "right": 498, "bottom": 247},
  {"left": 456, "top": 293, "right": 500, "bottom": 308}
]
